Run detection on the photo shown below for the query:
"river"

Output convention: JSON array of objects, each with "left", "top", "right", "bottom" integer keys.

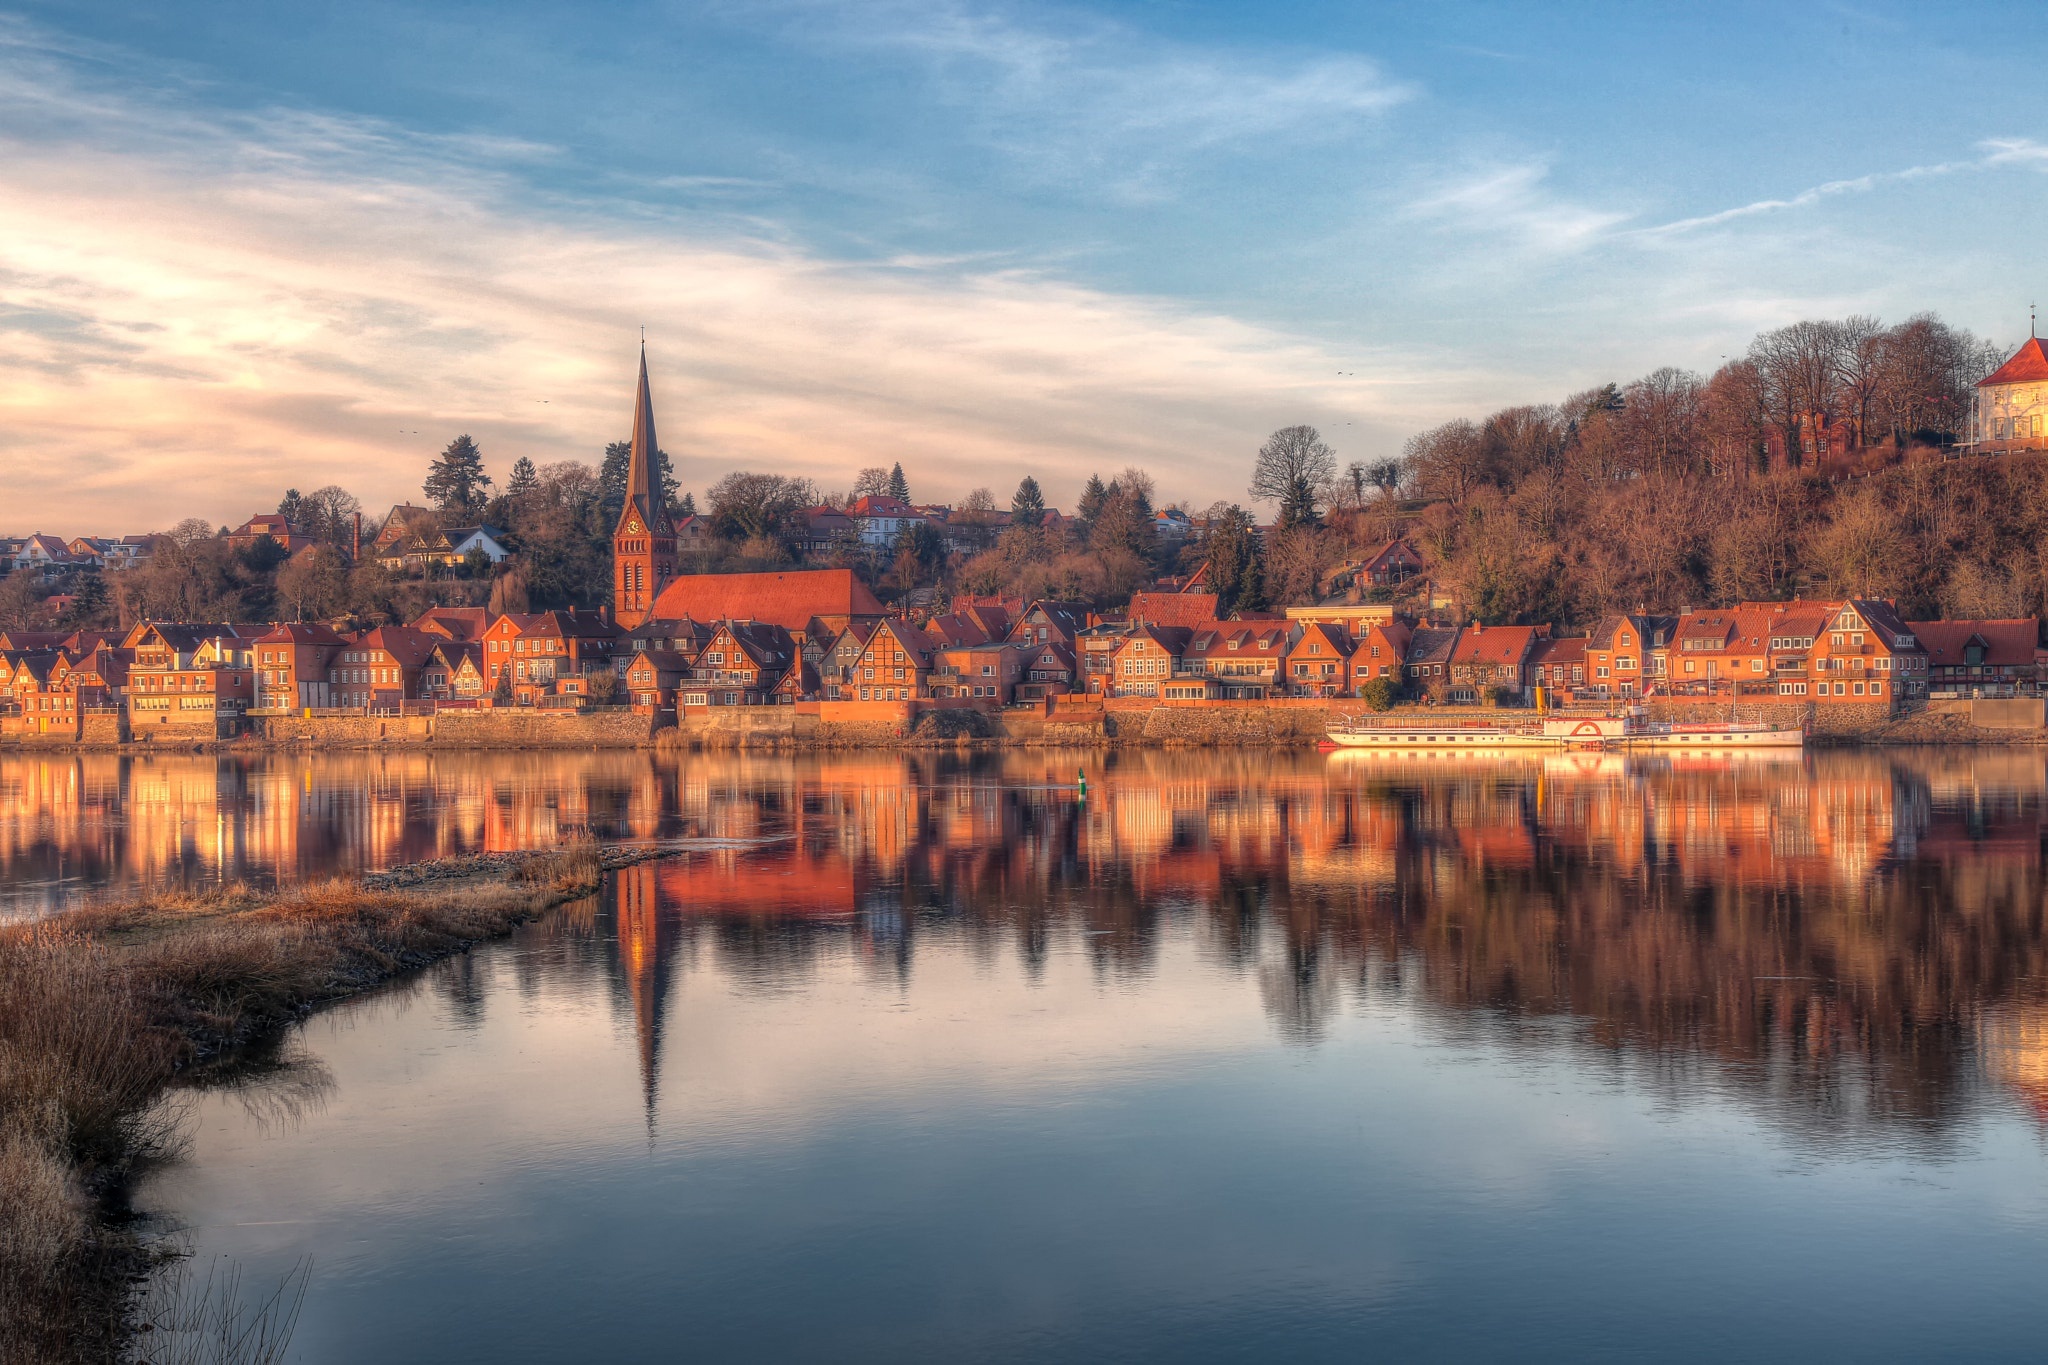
[{"left": 10, "top": 747, "right": 2048, "bottom": 1359}]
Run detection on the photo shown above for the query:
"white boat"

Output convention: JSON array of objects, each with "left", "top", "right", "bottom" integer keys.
[
  {"left": 1324, "top": 713, "right": 1803, "bottom": 752},
  {"left": 1618, "top": 721, "right": 1804, "bottom": 750},
  {"left": 1323, "top": 719, "right": 1557, "bottom": 750}
]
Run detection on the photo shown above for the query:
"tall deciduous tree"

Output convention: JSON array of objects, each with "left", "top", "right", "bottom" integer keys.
[{"left": 1251, "top": 426, "right": 1336, "bottom": 528}]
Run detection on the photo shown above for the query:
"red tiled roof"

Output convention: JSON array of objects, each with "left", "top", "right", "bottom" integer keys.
[
  {"left": 1449, "top": 624, "right": 1542, "bottom": 666},
  {"left": 1127, "top": 591, "right": 1221, "bottom": 629},
  {"left": 1527, "top": 635, "right": 1586, "bottom": 666},
  {"left": 1907, "top": 619, "right": 2039, "bottom": 668},
  {"left": 1979, "top": 337, "right": 2048, "bottom": 388},
  {"left": 352, "top": 625, "right": 438, "bottom": 669},
  {"left": 651, "top": 570, "right": 885, "bottom": 630}
]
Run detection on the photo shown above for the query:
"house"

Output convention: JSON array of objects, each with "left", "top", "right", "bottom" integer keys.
[
  {"left": 1526, "top": 636, "right": 1588, "bottom": 697},
  {"left": 1909, "top": 618, "right": 2043, "bottom": 695},
  {"left": 820, "top": 619, "right": 881, "bottom": 699},
  {"left": 769, "top": 660, "right": 821, "bottom": 704},
  {"left": 1585, "top": 614, "right": 1673, "bottom": 697},
  {"left": 649, "top": 568, "right": 886, "bottom": 633},
  {"left": 924, "top": 603, "right": 1013, "bottom": 649},
  {"left": 1014, "top": 640, "right": 1078, "bottom": 701},
  {"left": 11, "top": 534, "right": 79, "bottom": 576},
  {"left": 1403, "top": 627, "right": 1463, "bottom": 699},
  {"left": 1359, "top": 540, "right": 1425, "bottom": 587},
  {"left": 427, "top": 641, "right": 488, "bottom": 700},
  {"left": 801, "top": 506, "right": 859, "bottom": 559},
  {"left": 1007, "top": 600, "right": 1094, "bottom": 651},
  {"left": 226, "top": 514, "right": 300, "bottom": 553},
  {"left": 930, "top": 641, "right": 1026, "bottom": 702},
  {"left": 1111, "top": 625, "right": 1192, "bottom": 699},
  {"left": 1447, "top": 623, "right": 1547, "bottom": 703},
  {"left": 1662, "top": 609, "right": 1775, "bottom": 695},
  {"left": 481, "top": 610, "right": 620, "bottom": 704},
  {"left": 847, "top": 494, "right": 921, "bottom": 548},
  {"left": 1181, "top": 623, "right": 1289, "bottom": 699},
  {"left": 1968, "top": 336, "right": 2048, "bottom": 452},
  {"left": 1076, "top": 623, "right": 1128, "bottom": 695},
  {"left": 624, "top": 649, "right": 693, "bottom": 711},
  {"left": 369, "top": 505, "right": 437, "bottom": 562},
  {"left": 1284, "top": 621, "right": 1354, "bottom": 698},
  {"left": 842, "top": 617, "right": 934, "bottom": 702},
  {"left": 125, "top": 628, "right": 258, "bottom": 736},
  {"left": 1151, "top": 508, "right": 1195, "bottom": 543},
  {"left": 1349, "top": 618, "right": 1414, "bottom": 696},
  {"left": 688, "top": 620, "right": 797, "bottom": 706},
  {"left": 329, "top": 625, "right": 437, "bottom": 709},
  {"left": 1805, "top": 600, "right": 1924, "bottom": 709},
  {"left": 251, "top": 621, "right": 348, "bottom": 710},
  {"left": 444, "top": 526, "right": 511, "bottom": 565}
]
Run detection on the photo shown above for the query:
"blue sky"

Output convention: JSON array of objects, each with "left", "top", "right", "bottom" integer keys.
[{"left": 2, "top": 0, "right": 2043, "bottom": 528}]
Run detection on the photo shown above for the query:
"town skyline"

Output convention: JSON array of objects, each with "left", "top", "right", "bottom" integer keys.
[{"left": 6, "top": 2, "right": 2048, "bottom": 528}]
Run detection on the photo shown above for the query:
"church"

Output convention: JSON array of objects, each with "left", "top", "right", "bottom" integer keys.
[{"left": 610, "top": 351, "right": 886, "bottom": 631}]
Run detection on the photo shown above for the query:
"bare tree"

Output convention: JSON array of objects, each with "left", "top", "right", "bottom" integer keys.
[
  {"left": 1403, "top": 419, "right": 1492, "bottom": 504},
  {"left": 852, "top": 468, "right": 892, "bottom": 500},
  {"left": 1250, "top": 425, "right": 1337, "bottom": 527}
]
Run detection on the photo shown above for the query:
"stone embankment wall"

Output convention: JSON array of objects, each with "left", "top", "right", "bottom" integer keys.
[{"left": 252, "top": 709, "right": 656, "bottom": 747}]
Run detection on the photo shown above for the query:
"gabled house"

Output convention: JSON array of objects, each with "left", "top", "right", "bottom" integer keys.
[
  {"left": 844, "top": 617, "right": 934, "bottom": 702},
  {"left": 1360, "top": 540, "right": 1425, "bottom": 586},
  {"left": 820, "top": 619, "right": 881, "bottom": 699},
  {"left": 1350, "top": 618, "right": 1414, "bottom": 695},
  {"left": 1007, "top": 600, "right": 1094, "bottom": 651},
  {"left": 227, "top": 514, "right": 300, "bottom": 553},
  {"left": 1404, "top": 627, "right": 1463, "bottom": 700},
  {"left": 1807, "top": 600, "right": 1924, "bottom": 709},
  {"left": 1180, "top": 624, "right": 1289, "bottom": 698},
  {"left": 847, "top": 494, "right": 920, "bottom": 548},
  {"left": 931, "top": 641, "right": 1026, "bottom": 702},
  {"left": 1525, "top": 635, "right": 1588, "bottom": 697},
  {"left": 251, "top": 621, "right": 348, "bottom": 710},
  {"left": 1284, "top": 621, "right": 1354, "bottom": 697},
  {"left": 1111, "top": 625, "right": 1192, "bottom": 699},
  {"left": 1585, "top": 614, "right": 1672, "bottom": 697},
  {"left": 1014, "top": 640, "right": 1078, "bottom": 701},
  {"left": 624, "top": 649, "right": 693, "bottom": 711},
  {"left": 688, "top": 620, "right": 797, "bottom": 705},
  {"left": 1446, "top": 623, "right": 1547, "bottom": 703},
  {"left": 1908, "top": 618, "right": 2043, "bottom": 695},
  {"left": 329, "top": 625, "right": 436, "bottom": 709}
]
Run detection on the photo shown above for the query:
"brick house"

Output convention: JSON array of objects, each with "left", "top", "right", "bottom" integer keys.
[
  {"left": 1446, "top": 623, "right": 1547, "bottom": 703},
  {"left": 251, "top": 621, "right": 348, "bottom": 710},
  {"left": 126, "top": 630, "right": 257, "bottom": 735},
  {"left": 1359, "top": 539, "right": 1425, "bottom": 587},
  {"left": 227, "top": 513, "right": 300, "bottom": 553},
  {"left": 1525, "top": 635, "right": 1588, "bottom": 698},
  {"left": 1350, "top": 618, "right": 1413, "bottom": 696},
  {"left": 1014, "top": 640, "right": 1078, "bottom": 701},
  {"left": 1584, "top": 614, "right": 1672, "bottom": 698},
  {"left": 1284, "top": 621, "right": 1354, "bottom": 697},
  {"left": 1805, "top": 600, "right": 1925, "bottom": 709},
  {"left": 330, "top": 625, "right": 436, "bottom": 709},
  {"left": 931, "top": 641, "right": 1026, "bottom": 702},
  {"left": 1007, "top": 600, "right": 1095, "bottom": 651}
]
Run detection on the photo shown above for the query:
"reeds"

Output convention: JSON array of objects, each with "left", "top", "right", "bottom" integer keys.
[{"left": 0, "top": 849, "right": 606, "bottom": 1363}]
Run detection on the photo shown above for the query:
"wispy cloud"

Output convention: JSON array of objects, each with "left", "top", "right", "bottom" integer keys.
[
  {"left": 756, "top": 0, "right": 1411, "bottom": 198},
  {"left": 1405, "top": 161, "right": 1628, "bottom": 256},
  {"left": 0, "top": 18, "right": 1462, "bottom": 532}
]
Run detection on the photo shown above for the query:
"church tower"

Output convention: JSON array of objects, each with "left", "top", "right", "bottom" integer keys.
[{"left": 612, "top": 346, "right": 677, "bottom": 628}]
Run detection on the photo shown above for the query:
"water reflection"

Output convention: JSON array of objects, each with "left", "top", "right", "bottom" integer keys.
[{"left": 134, "top": 748, "right": 2048, "bottom": 1362}]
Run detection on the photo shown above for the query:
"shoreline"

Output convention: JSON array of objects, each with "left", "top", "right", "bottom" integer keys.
[{"left": 0, "top": 843, "right": 663, "bottom": 1365}]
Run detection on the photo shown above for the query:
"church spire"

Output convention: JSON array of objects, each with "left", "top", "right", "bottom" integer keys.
[
  {"left": 612, "top": 344, "right": 678, "bottom": 627},
  {"left": 620, "top": 344, "right": 668, "bottom": 534}
]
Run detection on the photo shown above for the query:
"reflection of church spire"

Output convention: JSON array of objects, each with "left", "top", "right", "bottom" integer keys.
[{"left": 612, "top": 863, "right": 676, "bottom": 1147}]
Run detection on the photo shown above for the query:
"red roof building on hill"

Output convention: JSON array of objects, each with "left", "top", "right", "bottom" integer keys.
[
  {"left": 1907, "top": 618, "right": 2043, "bottom": 692},
  {"left": 649, "top": 569, "right": 884, "bottom": 632}
]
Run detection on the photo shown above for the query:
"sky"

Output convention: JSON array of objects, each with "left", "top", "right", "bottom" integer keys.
[{"left": 2, "top": 0, "right": 2045, "bottom": 532}]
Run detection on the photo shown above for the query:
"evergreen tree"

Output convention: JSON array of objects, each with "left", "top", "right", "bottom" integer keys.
[
  {"left": 507, "top": 457, "right": 539, "bottom": 498},
  {"left": 424, "top": 435, "right": 493, "bottom": 517},
  {"left": 1010, "top": 476, "right": 1045, "bottom": 529},
  {"left": 1077, "top": 474, "right": 1107, "bottom": 527},
  {"left": 677, "top": 491, "right": 697, "bottom": 518},
  {"left": 887, "top": 462, "right": 910, "bottom": 502},
  {"left": 62, "top": 574, "right": 110, "bottom": 628},
  {"left": 1203, "top": 505, "right": 1266, "bottom": 614},
  {"left": 276, "top": 488, "right": 306, "bottom": 527}
]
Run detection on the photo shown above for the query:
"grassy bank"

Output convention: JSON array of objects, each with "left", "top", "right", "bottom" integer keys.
[{"left": 0, "top": 844, "right": 610, "bottom": 1365}]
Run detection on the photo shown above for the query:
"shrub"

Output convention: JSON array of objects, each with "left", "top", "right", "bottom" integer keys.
[{"left": 1359, "top": 677, "right": 1399, "bottom": 712}]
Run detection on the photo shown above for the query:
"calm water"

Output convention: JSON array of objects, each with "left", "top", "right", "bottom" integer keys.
[{"left": 13, "top": 747, "right": 2048, "bottom": 1359}]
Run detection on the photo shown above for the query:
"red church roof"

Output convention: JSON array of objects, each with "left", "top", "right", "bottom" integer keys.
[
  {"left": 649, "top": 569, "right": 885, "bottom": 630},
  {"left": 1978, "top": 337, "right": 2048, "bottom": 387}
]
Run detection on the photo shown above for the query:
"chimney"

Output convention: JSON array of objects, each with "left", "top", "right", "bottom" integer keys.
[{"left": 352, "top": 511, "right": 362, "bottom": 563}]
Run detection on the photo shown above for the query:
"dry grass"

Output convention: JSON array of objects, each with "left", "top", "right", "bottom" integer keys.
[{"left": 0, "top": 844, "right": 607, "bottom": 1364}]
